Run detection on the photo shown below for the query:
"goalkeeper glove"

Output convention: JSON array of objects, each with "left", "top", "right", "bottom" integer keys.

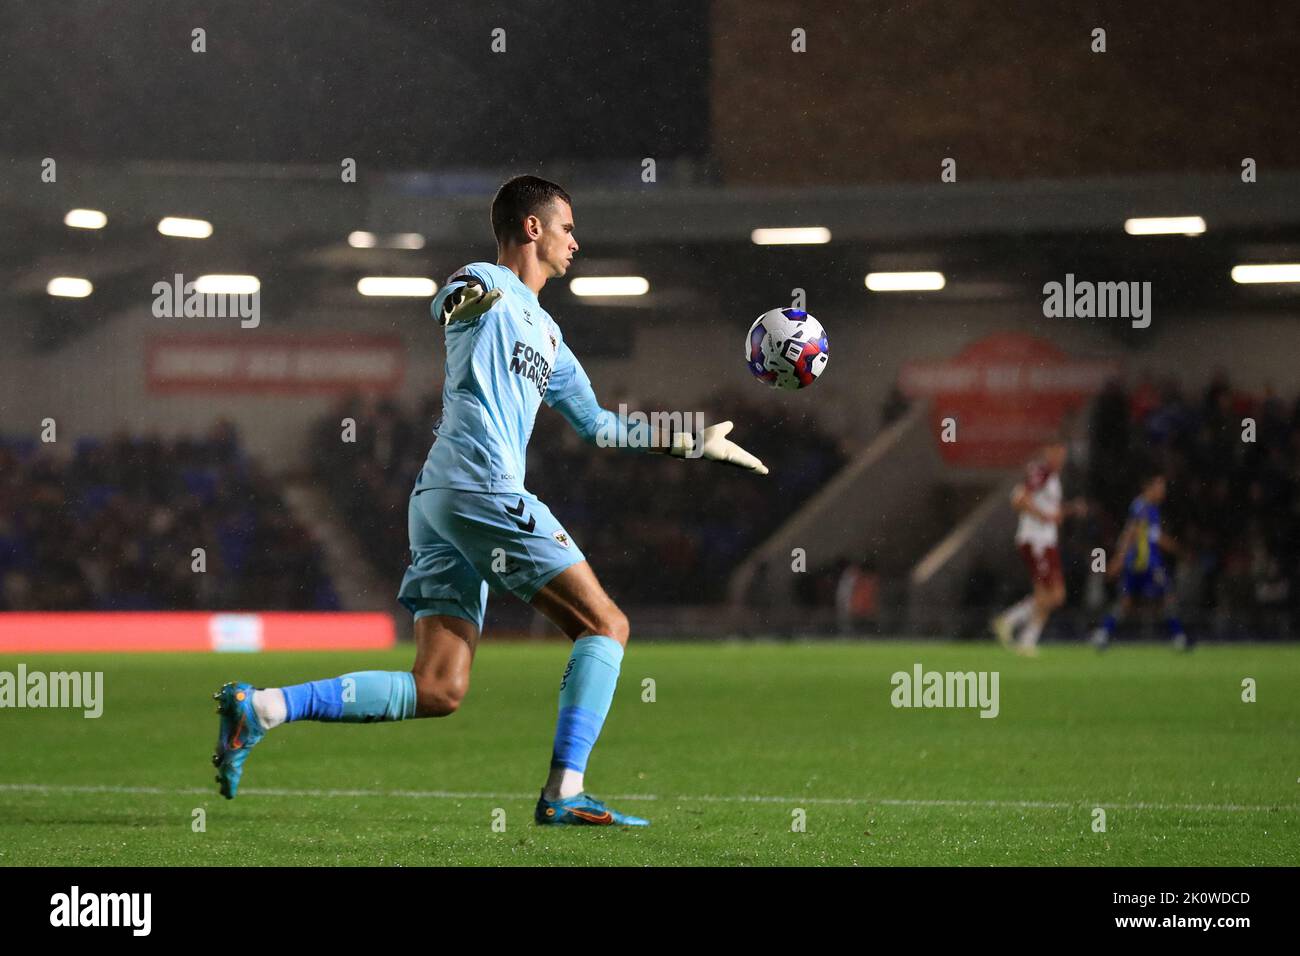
[
  {"left": 669, "top": 421, "right": 769, "bottom": 475},
  {"left": 440, "top": 279, "right": 502, "bottom": 326}
]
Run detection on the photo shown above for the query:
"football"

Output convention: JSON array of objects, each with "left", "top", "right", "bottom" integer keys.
[{"left": 745, "top": 308, "right": 830, "bottom": 390}]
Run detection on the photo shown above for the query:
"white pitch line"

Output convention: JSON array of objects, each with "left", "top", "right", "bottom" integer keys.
[
  {"left": 0, "top": 783, "right": 1292, "bottom": 814},
  {"left": 687, "top": 794, "right": 1292, "bottom": 813}
]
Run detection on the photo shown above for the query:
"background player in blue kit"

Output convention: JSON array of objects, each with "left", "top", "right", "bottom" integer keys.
[
  {"left": 211, "top": 176, "right": 769, "bottom": 825},
  {"left": 1090, "top": 471, "right": 1190, "bottom": 651}
]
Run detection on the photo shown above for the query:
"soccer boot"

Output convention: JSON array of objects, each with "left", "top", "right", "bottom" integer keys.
[
  {"left": 990, "top": 616, "right": 1016, "bottom": 649},
  {"left": 534, "top": 790, "right": 650, "bottom": 827},
  {"left": 212, "top": 681, "right": 267, "bottom": 799}
]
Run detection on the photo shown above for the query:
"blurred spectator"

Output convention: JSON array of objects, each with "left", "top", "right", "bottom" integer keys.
[
  {"left": 835, "top": 558, "right": 880, "bottom": 634},
  {"left": 881, "top": 384, "right": 911, "bottom": 428}
]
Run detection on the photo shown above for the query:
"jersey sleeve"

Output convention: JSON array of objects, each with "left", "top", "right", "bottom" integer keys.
[
  {"left": 544, "top": 340, "right": 651, "bottom": 450},
  {"left": 429, "top": 262, "right": 498, "bottom": 325}
]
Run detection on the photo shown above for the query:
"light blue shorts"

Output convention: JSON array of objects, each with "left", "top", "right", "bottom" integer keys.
[{"left": 397, "top": 488, "right": 585, "bottom": 630}]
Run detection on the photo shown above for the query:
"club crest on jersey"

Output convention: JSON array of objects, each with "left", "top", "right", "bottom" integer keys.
[{"left": 552, "top": 530, "right": 570, "bottom": 548}]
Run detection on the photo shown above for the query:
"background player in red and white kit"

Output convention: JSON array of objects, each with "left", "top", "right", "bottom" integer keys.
[{"left": 991, "top": 439, "right": 1085, "bottom": 656}]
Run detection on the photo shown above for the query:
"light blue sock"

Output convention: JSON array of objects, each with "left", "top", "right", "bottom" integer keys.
[
  {"left": 281, "top": 671, "right": 417, "bottom": 723},
  {"left": 551, "top": 636, "right": 624, "bottom": 773}
]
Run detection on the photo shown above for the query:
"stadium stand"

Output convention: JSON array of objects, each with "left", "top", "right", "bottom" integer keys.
[{"left": 0, "top": 421, "right": 339, "bottom": 612}]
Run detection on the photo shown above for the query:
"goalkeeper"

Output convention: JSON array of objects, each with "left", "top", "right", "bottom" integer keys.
[{"left": 211, "top": 176, "right": 766, "bottom": 827}]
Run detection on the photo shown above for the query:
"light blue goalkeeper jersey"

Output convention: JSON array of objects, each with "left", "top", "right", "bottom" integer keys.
[{"left": 414, "top": 261, "right": 630, "bottom": 494}]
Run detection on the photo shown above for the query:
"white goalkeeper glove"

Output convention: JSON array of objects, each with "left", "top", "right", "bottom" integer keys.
[
  {"left": 440, "top": 280, "right": 502, "bottom": 326},
  {"left": 669, "top": 421, "right": 769, "bottom": 475}
]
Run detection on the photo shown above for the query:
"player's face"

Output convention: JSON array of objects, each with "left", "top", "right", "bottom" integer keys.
[
  {"left": 535, "top": 199, "right": 578, "bottom": 278},
  {"left": 1044, "top": 444, "right": 1067, "bottom": 471},
  {"left": 1147, "top": 476, "right": 1167, "bottom": 503}
]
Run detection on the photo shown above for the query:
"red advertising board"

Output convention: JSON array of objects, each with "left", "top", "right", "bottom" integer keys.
[
  {"left": 898, "top": 333, "right": 1119, "bottom": 467},
  {"left": 147, "top": 334, "right": 404, "bottom": 393},
  {"left": 0, "top": 612, "right": 396, "bottom": 653}
]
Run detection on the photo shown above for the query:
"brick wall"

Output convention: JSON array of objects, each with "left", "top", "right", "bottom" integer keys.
[{"left": 710, "top": 0, "right": 1300, "bottom": 185}]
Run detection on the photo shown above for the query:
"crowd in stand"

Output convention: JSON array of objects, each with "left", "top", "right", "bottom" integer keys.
[
  {"left": 0, "top": 422, "right": 338, "bottom": 612},
  {"left": 310, "top": 388, "right": 847, "bottom": 603},
  {"left": 10, "top": 370, "right": 1291, "bottom": 636},
  {"left": 1078, "top": 371, "right": 1300, "bottom": 635}
]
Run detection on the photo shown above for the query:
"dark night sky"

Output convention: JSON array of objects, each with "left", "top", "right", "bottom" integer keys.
[{"left": 0, "top": 0, "right": 711, "bottom": 168}]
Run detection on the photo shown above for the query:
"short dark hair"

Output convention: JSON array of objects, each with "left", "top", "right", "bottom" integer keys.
[{"left": 491, "top": 175, "right": 572, "bottom": 245}]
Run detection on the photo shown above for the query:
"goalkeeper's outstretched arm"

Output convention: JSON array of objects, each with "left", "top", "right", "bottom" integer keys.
[{"left": 546, "top": 352, "right": 767, "bottom": 475}]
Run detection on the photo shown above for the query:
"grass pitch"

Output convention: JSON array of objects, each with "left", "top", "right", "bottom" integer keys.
[{"left": 1, "top": 641, "right": 1297, "bottom": 866}]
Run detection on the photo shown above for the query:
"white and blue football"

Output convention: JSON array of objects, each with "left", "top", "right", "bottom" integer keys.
[{"left": 745, "top": 308, "right": 830, "bottom": 390}]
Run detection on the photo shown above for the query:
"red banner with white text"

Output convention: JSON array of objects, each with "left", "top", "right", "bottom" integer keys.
[
  {"left": 899, "top": 333, "right": 1119, "bottom": 467},
  {"left": 147, "top": 334, "right": 404, "bottom": 394}
]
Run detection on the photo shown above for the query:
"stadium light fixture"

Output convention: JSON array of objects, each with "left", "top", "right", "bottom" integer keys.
[
  {"left": 348, "top": 231, "right": 425, "bottom": 250},
  {"left": 158, "top": 216, "right": 213, "bottom": 239},
  {"left": 569, "top": 276, "right": 650, "bottom": 297},
  {"left": 47, "top": 277, "right": 93, "bottom": 298},
  {"left": 64, "top": 208, "right": 107, "bottom": 229},
  {"left": 1231, "top": 263, "right": 1300, "bottom": 284},
  {"left": 1124, "top": 216, "right": 1206, "bottom": 236},
  {"left": 750, "top": 227, "right": 832, "bottom": 245},
  {"left": 357, "top": 276, "right": 437, "bottom": 297},
  {"left": 194, "top": 274, "right": 261, "bottom": 294},
  {"left": 865, "top": 271, "right": 946, "bottom": 292}
]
